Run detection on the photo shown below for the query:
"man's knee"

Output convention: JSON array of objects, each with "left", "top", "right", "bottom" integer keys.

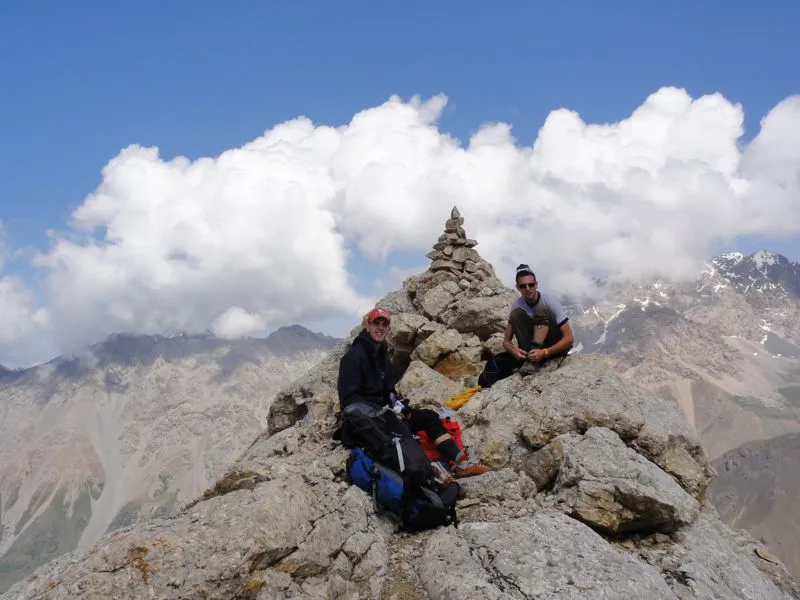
[
  {"left": 409, "top": 407, "right": 440, "bottom": 427},
  {"left": 508, "top": 307, "right": 532, "bottom": 328}
]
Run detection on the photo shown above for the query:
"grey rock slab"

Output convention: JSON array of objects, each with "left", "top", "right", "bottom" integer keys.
[
  {"left": 651, "top": 508, "right": 794, "bottom": 600},
  {"left": 265, "top": 342, "right": 346, "bottom": 435},
  {"left": 3, "top": 476, "right": 383, "bottom": 600},
  {"left": 419, "top": 509, "right": 679, "bottom": 599},
  {"left": 387, "top": 312, "right": 430, "bottom": 349},
  {"left": 554, "top": 427, "right": 700, "bottom": 534},
  {"left": 522, "top": 438, "right": 564, "bottom": 490},
  {"left": 729, "top": 528, "right": 800, "bottom": 599},
  {"left": 411, "top": 328, "right": 464, "bottom": 366},
  {"left": 378, "top": 288, "right": 417, "bottom": 315},
  {"left": 440, "top": 292, "right": 517, "bottom": 339},
  {"left": 472, "top": 355, "right": 712, "bottom": 498},
  {"left": 450, "top": 246, "right": 482, "bottom": 264},
  {"left": 482, "top": 331, "right": 506, "bottom": 355},
  {"left": 456, "top": 468, "right": 536, "bottom": 504},
  {"left": 419, "top": 285, "right": 455, "bottom": 320},
  {"left": 396, "top": 360, "right": 462, "bottom": 408}
]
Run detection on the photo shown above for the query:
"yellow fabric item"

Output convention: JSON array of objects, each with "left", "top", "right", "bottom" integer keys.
[{"left": 443, "top": 385, "right": 482, "bottom": 410}]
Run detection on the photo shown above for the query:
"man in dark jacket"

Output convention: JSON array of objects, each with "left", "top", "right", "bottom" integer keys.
[{"left": 338, "top": 307, "right": 489, "bottom": 478}]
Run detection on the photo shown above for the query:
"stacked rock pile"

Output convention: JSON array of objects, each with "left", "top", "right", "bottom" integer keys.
[{"left": 425, "top": 206, "right": 496, "bottom": 285}]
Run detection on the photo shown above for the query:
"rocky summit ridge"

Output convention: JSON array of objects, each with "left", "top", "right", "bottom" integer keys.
[{"left": 4, "top": 208, "right": 799, "bottom": 600}]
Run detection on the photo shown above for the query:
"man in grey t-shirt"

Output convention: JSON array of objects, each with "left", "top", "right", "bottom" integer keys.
[{"left": 478, "top": 263, "right": 575, "bottom": 388}]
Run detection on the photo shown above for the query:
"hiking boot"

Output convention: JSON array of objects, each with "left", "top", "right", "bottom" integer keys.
[
  {"left": 451, "top": 448, "right": 491, "bottom": 478},
  {"left": 518, "top": 360, "right": 540, "bottom": 376}
]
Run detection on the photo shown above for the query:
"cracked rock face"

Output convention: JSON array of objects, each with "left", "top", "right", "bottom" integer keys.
[
  {"left": 553, "top": 427, "right": 700, "bottom": 534},
  {"left": 4, "top": 208, "right": 797, "bottom": 600},
  {"left": 419, "top": 510, "right": 679, "bottom": 599},
  {"left": 4, "top": 464, "right": 391, "bottom": 600},
  {"left": 468, "top": 356, "right": 714, "bottom": 499}
]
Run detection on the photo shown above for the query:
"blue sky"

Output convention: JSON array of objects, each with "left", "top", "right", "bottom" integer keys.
[
  {"left": 0, "top": 1, "right": 799, "bottom": 364},
  {"left": 2, "top": 1, "right": 798, "bottom": 254}
]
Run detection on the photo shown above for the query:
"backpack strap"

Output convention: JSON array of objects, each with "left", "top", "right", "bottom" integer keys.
[
  {"left": 370, "top": 464, "right": 380, "bottom": 515},
  {"left": 393, "top": 436, "right": 406, "bottom": 473}
]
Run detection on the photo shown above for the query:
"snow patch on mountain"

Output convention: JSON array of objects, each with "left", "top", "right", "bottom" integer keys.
[
  {"left": 590, "top": 304, "right": 627, "bottom": 345},
  {"left": 753, "top": 250, "right": 779, "bottom": 270}
]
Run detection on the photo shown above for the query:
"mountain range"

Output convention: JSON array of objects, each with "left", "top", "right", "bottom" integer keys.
[
  {"left": 2, "top": 248, "right": 800, "bottom": 591},
  {"left": 709, "top": 432, "right": 800, "bottom": 579},
  {"left": 0, "top": 326, "right": 339, "bottom": 592},
  {"left": 572, "top": 250, "right": 800, "bottom": 460},
  {"left": 568, "top": 250, "right": 800, "bottom": 578},
  {"left": 1, "top": 214, "right": 797, "bottom": 600}
]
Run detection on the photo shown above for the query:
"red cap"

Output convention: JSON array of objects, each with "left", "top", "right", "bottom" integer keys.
[{"left": 366, "top": 307, "right": 392, "bottom": 324}]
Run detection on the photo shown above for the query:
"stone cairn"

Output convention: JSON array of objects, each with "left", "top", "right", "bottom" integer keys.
[{"left": 425, "top": 206, "right": 496, "bottom": 286}]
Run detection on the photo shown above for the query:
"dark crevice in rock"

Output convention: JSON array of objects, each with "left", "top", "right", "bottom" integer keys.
[
  {"left": 184, "top": 470, "right": 269, "bottom": 510},
  {"left": 473, "top": 547, "right": 525, "bottom": 599},
  {"left": 662, "top": 565, "right": 695, "bottom": 589},
  {"left": 248, "top": 546, "right": 298, "bottom": 571}
]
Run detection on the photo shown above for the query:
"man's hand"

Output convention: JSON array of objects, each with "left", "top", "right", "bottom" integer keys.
[
  {"left": 513, "top": 347, "right": 527, "bottom": 360},
  {"left": 528, "top": 348, "right": 548, "bottom": 363}
]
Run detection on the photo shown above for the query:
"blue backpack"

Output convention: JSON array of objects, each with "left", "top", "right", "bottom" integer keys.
[{"left": 346, "top": 445, "right": 460, "bottom": 532}]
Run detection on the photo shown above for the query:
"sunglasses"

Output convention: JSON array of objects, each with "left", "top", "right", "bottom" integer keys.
[{"left": 518, "top": 282, "right": 537, "bottom": 290}]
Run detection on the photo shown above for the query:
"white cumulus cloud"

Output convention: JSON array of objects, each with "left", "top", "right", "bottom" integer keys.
[
  {"left": 0, "top": 86, "right": 795, "bottom": 367},
  {"left": 211, "top": 307, "right": 266, "bottom": 339}
]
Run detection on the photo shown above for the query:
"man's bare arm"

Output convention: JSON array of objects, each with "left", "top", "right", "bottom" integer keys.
[
  {"left": 545, "top": 322, "right": 575, "bottom": 357},
  {"left": 502, "top": 323, "right": 527, "bottom": 360}
]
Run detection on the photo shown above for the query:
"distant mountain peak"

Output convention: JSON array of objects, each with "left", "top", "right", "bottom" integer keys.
[
  {"left": 709, "top": 250, "right": 800, "bottom": 297},
  {"left": 717, "top": 251, "right": 744, "bottom": 264},
  {"left": 752, "top": 250, "right": 783, "bottom": 269},
  {"left": 263, "top": 324, "right": 340, "bottom": 355}
]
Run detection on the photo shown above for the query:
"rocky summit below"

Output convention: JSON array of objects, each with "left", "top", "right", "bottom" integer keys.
[{"left": 4, "top": 209, "right": 799, "bottom": 600}]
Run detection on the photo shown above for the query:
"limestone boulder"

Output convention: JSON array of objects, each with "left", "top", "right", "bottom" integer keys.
[
  {"left": 396, "top": 360, "right": 462, "bottom": 409},
  {"left": 552, "top": 427, "right": 700, "bottom": 534},
  {"left": 639, "top": 507, "right": 793, "bottom": 600},
  {"left": 521, "top": 438, "right": 564, "bottom": 490},
  {"left": 418, "top": 285, "right": 455, "bottom": 320},
  {"left": 387, "top": 312, "right": 429, "bottom": 351},
  {"left": 466, "top": 355, "right": 713, "bottom": 498},
  {"left": 5, "top": 469, "right": 389, "bottom": 600},
  {"left": 417, "top": 320, "right": 445, "bottom": 341},
  {"left": 440, "top": 292, "right": 517, "bottom": 339},
  {"left": 482, "top": 331, "right": 506, "bottom": 356},
  {"left": 377, "top": 287, "right": 416, "bottom": 314},
  {"left": 455, "top": 468, "right": 536, "bottom": 504},
  {"left": 266, "top": 343, "right": 346, "bottom": 435},
  {"left": 411, "top": 328, "right": 463, "bottom": 366},
  {"left": 404, "top": 270, "right": 457, "bottom": 305},
  {"left": 418, "top": 510, "right": 679, "bottom": 600},
  {"left": 433, "top": 344, "right": 483, "bottom": 385}
]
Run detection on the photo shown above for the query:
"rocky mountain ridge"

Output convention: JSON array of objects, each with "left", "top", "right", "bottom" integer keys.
[
  {"left": 709, "top": 432, "right": 800, "bottom": 580},
  {"left": 570, "top": 250, "right": 800, "bottom": 460},
  {"left": 0, "top": 326, "right": 339, "bottom": 593},
  {"left": 4, "top": 208, "right": 797, "bottom": 599},
  {"left": 709, "top": 251, "right": 800, "bottom": 298}
]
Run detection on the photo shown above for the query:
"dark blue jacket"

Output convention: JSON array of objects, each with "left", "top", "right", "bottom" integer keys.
[{"left": 337, "top": 329, "right": 396, "bottom": 410}]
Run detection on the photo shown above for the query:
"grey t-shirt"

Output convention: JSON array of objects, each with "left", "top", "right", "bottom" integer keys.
[{"left": 510, "top": 289, "right": 569, "bottom": 327}]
